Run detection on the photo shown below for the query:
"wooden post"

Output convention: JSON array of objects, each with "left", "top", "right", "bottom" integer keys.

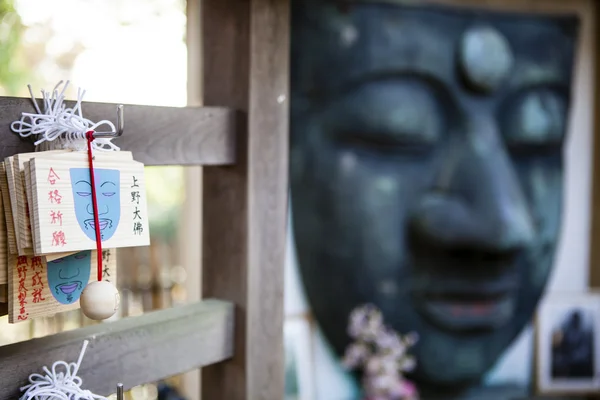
[
  {"left": 588, "top": 1, "right": 600, "bottom": 287},
  {"left": 201, "top": 0, "right": 289, "bottom": 399}
]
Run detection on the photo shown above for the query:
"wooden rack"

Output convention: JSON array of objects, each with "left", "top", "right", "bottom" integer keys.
[{"left": 0, "top": 0, "right": 289, "bottom": 399}]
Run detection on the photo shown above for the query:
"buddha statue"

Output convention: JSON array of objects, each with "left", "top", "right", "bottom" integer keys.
[{"left": 290, "top": 0, "right": 580, "bottom": 397}]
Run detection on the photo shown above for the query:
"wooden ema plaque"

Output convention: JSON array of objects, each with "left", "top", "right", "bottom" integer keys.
[
  {"left": 0, "top": 174, "right": 7, "bottom": 286},
  {"left": 3, "top": 157, "right": 19, "bottom": 255},
  {"left": 10, "top": 151, "right": 68, "bottom": 255},
  {"left": 7, "top": 249, "right": 117, "bottom": 323},
  {"left": 27, "top": 152, "right": 149, "bottom": 255}
]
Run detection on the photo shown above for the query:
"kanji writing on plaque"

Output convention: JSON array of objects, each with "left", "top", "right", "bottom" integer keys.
[
  {"left": 7, "top": 249, "right": 117, "bottom": 323},
  {"left": 102, "top": 249, "right": 112, "bottom": 283},
  {"left": 9, "top": 150, "right": 70, "bottom": 256},
  {"left": 47, "top": 169, "right": 68, "bottom": 249},
  {"left": 131, "top": 176, "right": 144, "bottom": 236}
]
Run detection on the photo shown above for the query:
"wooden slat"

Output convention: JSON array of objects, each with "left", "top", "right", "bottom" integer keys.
[
  {"left": 201, "top": 0, "right": 289, "bottom": 399},
  {"left": 589, "top": 2, "right": 600, "bottom": 287},
  {"left": 0, "top": 299, "right": 234, "bottom": 399},
  {"left": 0, "top": 97, "right": 236, "bottom": 166}
]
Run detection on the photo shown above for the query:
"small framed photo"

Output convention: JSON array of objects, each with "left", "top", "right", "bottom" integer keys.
[{"left": 536, "top": 293, "right": 600, "bottom": 395}]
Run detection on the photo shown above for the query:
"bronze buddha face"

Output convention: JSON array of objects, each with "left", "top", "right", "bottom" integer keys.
[{"left": 290, "top": 0, "right": 579, "bottom": 390}]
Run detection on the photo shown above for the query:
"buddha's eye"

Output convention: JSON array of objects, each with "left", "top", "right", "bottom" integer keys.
[
  {"left": 499, "top": 87, "right": 567, "bottom": 155},
  {"left": 326, "top": 78, "right": 447, "bottom": 154}
]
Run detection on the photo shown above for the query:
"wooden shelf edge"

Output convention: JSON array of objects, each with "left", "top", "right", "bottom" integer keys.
[
  {"left": 0, "top": 97, "right": 238, "bottom": 166},
  {"left": 0, "top": 299, "right": 234, "bottom": 399}
]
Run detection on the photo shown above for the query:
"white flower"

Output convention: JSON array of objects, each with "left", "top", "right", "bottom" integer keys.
[{"left": 342, "top": 342, "right": 371, "bottom": 369}]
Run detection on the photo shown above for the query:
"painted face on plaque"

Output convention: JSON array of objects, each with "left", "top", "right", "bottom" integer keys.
[
  {"left": 70, "top": 168, "right": 121, "bottom": 241},
  {"left": 46, "top": 251, "right": 91, "bottom": 304}
]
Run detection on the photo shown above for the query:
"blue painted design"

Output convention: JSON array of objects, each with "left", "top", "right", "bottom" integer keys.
[
  {"left": 47, "top": 251, "right": 91, "bottom": 304},
  {"left": 70, "top": 168, "right": 121, "bottom": 242}
]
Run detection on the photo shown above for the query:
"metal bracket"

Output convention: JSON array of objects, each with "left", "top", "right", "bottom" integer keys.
[{"left": 93, "top": 105, "right": 124, "bottom": 138}]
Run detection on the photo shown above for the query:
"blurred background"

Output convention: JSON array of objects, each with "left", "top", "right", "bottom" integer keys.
[{"left": 0, "top": 0, "right": 598, "bottom": 399}]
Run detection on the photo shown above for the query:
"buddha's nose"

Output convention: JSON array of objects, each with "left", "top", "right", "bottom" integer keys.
[{"left": 410, "top": 118, "right": 535, "bottom": 252}]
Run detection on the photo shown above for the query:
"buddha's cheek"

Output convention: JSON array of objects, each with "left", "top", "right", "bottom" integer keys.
[
  {"left": 514, "top": 161, "right": 563, "bottom": 289},
  {"left": 320, "top": 148, "right": 431, "bottom": 275}
]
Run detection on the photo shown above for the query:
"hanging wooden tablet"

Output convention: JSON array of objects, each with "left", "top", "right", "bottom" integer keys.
[
  {"left": 0, "top": 180, "right": 7, "bottom": 286},
  {"left": 8, "top": 80, "right": 150, "bottom": 321},
  {"left": 28, "top": 153, "right": 149, "bottom": 255},
  {"left": 7, "top": 249, "right": 117, "bottom": 323},
  {"left": 13, "top": 150, "right": 70, "bottom": 255},
  {"left": 4, "top": 156, "right": 21, "bottom": 254},
  {"left": 23, "top": 159, "right": 38, "bottom": 255},
  {"left": 0, "top": 162, "right": 17, "bottom": 255},
  {"left": 23, "top": 151, "right": 133, "bottom": 256}
]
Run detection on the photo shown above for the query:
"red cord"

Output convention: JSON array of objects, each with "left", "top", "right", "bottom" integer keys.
[{"left": 86, "top": 131, "right": 103, "bottom": 281}]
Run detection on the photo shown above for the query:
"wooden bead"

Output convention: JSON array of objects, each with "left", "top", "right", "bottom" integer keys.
[{"left": 80, "top": 281, "right": 120, "bottom": 320}]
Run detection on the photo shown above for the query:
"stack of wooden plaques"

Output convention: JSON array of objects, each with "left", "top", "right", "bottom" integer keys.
[{"left": 0, "top": 149, "right": 150, "bottom": 323}]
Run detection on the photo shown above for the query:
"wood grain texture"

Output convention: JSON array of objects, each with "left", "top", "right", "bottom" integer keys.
[
  {"left": 246, "top": 0, "right": 289, "bottom": 397},
  {"left": 15, "top": 156, "right": 33, "bottom": 250},
  {"left": 24, "top": 160, "right": 37, "bottom": 252},
  {"left": 0, "top": 175, "right": 6, "bottom": 285},
  {"left": 201, "top": 0, "right": 289, "bottom": 398},
  {"left": 0, "top": 299, "right": 234, "bottom": 400},
  {"left": 5, "top": 156, "right": 23, "bottom": 254},
  {"left": 0, "top": 97, "right": 237, "bottom": 166},
  {"left": 589, "top": 2, "right": 600, "bottom": 288},
  {"left": 0, "top": 162, "right": 17, "bottom": 255}
]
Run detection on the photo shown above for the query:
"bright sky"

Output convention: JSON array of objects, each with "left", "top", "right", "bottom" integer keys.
[{"left": 15, "top": 0, "right": 187, "bottom": 106}]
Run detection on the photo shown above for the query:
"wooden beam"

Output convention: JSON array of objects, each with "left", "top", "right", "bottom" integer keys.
[
  {"left": 201, "top": 0, "right": 289, "bottom": 399},
  {"left": 589, "top": 1, "right": 600, "bottom": 287},
  {"left": 0, "top": 299, "right": 234, "bottom": 399},
  {"left": 0, "top": 97, "right": 236, "bottom": 166}
]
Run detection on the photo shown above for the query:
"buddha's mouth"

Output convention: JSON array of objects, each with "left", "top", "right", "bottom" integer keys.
[{"left": 414, "top": 284, "right": 517, "bottom": 332}]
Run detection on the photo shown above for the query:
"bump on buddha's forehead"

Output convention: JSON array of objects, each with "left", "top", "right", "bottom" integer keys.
[{"left": 292, "top": 1, "right": 579, "bottom": 96}]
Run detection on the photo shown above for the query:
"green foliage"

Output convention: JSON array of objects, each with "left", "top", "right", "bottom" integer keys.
[
  {"left": 0, "top": 0, "right": 28, "bottom": 95},
  {"left": 144, "top": 166, "right": 184, "bottom": 241}
]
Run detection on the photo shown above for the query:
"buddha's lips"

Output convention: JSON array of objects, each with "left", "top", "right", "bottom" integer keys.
[
  {"left": 416, "top": 291, "right": 516, "bottom": 332},
  {"left": 84, "top": 218, "right": 110, "bottom": 231},
  {"left": 58, "top": 282, "right": 79, "bottom": 294}
]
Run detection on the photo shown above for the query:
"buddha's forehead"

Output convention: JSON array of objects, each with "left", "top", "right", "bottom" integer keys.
[{"left": 292, "top": 1, "right": 579, "bottom": 96}]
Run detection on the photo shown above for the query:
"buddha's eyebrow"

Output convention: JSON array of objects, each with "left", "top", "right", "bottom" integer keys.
[
  {"left": 101, "top": 181, "right": 116, "bottom": 187},
  {"left": 75, "top": 180, "right": 91, "bottom": 186}
]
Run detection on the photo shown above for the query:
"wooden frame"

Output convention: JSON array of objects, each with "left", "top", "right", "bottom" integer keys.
[
  {"left": 0, "top": 0, "right": 289, "bottom": 399},
  {"left": 535, "top": 293, "right": 600, "bottom": 396},
  {"left": 0, "top": 300, "right": 234, "bottom": 398},
  {"left": 589, "top": 3, "right": 600, "bottom": 289}
]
